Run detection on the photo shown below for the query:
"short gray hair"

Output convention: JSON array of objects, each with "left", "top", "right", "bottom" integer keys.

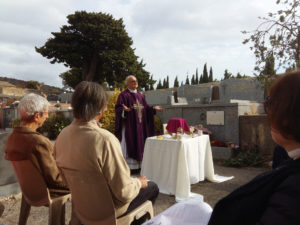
[
  {"left": 125, "top": 75, "right": 136, "bottom": 84},
  {"left": 18, "top": 93, "right": 50, "bottom": 119},
  {"left": 72, "top": 81, "right": 108, "bottom": 121}
]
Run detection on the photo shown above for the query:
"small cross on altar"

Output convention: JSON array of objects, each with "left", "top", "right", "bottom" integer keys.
[{"left": 133, "top": 99, "right": 144, "bottom": 123}]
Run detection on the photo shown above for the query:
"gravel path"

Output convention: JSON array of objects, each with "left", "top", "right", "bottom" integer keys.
[{"left": 0, "top": 162, "right": 269, "bottom": 225}]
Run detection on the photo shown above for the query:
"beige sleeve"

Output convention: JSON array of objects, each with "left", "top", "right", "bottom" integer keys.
[{"left": 98, "top": 135, "right": 141, "bottom": 204}]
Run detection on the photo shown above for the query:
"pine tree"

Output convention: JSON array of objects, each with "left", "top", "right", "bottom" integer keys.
[
  {"left": 185, "top": 75, "right": 190, "bottom": 85},
  {"left": 180, "top": 81, "right": 184, "bottom": 86},
  {"left": 195, "top": 68, "right": 199, "bottom": 84},
  {"left": 209, "top": 67, "right": 213, "bottom": 82},
  {"left": 202, "top": 63, "right": 209, "bottom": 83},
  {"left": 173, "top": 76, "right": 179, "bottom": 87}
]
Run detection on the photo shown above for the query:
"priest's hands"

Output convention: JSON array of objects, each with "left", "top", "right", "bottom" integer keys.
[
  {"left": 122, "top": 104, "right": 131, "bottom": 112},
  {"left": 154, "top": 105, "right": 164, "bottom": 111},
  {"left": 138, "top": 176, "right": 148, "bottom": 189}
]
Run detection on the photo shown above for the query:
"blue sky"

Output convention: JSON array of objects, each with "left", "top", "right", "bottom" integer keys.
[{"left": 0, "top": 0, "right": 280, "bottom": 87}]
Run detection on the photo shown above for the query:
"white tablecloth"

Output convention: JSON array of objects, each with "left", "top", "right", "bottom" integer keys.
[
  {"left": 142, "top": 198, "right": 212, "bottom": 225},
  {"left": 141, "top": 134, "right": 232, "bottom": 200}
]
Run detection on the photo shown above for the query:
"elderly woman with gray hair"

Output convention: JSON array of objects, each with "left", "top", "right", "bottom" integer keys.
[
  {"left": 55, "top": 81, "right": 159, "bottom": 225},
  {"left": 5, "top": 93, "right": 67, "bottom": 189}
]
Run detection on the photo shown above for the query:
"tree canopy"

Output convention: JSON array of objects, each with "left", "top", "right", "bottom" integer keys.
[
  {"left": 26, "top": 80, "right": 43, "bottom": 90},
  {"left": 36, "top": 11, "right": 153, "bottom": 89},
  {"left": 242, "top": 0, "right": 300, "bottom": 72}
]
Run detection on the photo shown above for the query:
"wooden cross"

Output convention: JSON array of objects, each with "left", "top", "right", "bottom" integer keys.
[{"left": 133, "top": 99, "right": 144, "bottom": 123}]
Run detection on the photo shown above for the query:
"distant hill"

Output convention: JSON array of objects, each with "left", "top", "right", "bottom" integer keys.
[{"left": 0, "top": 76, "right": 64, "bottom": 95}]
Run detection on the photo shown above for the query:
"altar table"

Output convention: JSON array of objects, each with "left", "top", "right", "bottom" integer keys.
[{"left": 141, "top": 134, "right": 222, "bottom": 201}]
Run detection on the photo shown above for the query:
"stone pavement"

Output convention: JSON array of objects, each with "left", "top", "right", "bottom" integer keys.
[{"left": 0, "top": 162, "right": 269, "bottom": 225}]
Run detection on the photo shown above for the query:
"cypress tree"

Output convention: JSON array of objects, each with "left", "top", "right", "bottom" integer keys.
[
  {"left": 200, "top": 74, "right": 203, "bottom": 83},
  {"left": 173, "top": 76, "right": 179, "bottom": 87},
  {"left": 223, "top": 69, "right": 232, "bottom": 80},
  {"left": 191, "top": 75, "right": 195, "bottom": 85},
  {"left": 166, "top": 76, "right": 169, "bottom": 88},
  {"left": 236, "top": 72, "right": 242, "bottom": 78},
  {"left": 185, "top": 75, "right": 190, "bottom": 85},
  {"left": 195, "top": 68, "right": 199, "bottom": 84},
  {"left": 162, "top": 78, "right": 166, "bottom": 88},
  {"left": 209, "top": 67, "right": 213, "bottom": 82},
  {"left": 157, "top": 79, "right": 162, "bottom": 89},
  {"left": 150, "top": 83, "right": 154, "bottom": 90},
  {"left": 203, "top": 63, "right": 209, "bottom": 83}
]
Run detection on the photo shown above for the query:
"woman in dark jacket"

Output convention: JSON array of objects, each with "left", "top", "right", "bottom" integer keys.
[{"left": 208, "top": 71, "right": 300, "bottom": 225}]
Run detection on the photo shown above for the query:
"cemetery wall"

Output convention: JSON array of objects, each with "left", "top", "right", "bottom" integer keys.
[
  {"left": 145, "top": 89, "right": 173, "bottom": 105},
  {"left": 0, "top": 131, "right": 20, "bottom": 198},
  {"left": 219, "top": 78, "right": 264, "bottom": 103},
  {"left": 177, "top": 84, "right": 212, "bottom": 104},
  {"left": 239, "top": 115, "right": 275, "bottom": 156},
  {"left": 157, "top": 105, "right": 274, "bottom": 154},
  {"left": 156, "top": 103, "right": 240, "bottom": 146}
]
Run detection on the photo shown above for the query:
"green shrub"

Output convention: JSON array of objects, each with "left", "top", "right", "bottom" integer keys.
[
  {"left": 38, "top": 112, "right": 71, "bottom": 140},
  {"left": 11, "top": 118, "right": 21, "bottom": 128},
  {"left": 154, "top": 115, "right": 163, "bottom": 135},
  {"left": 54, "top": 103, "right": 61, "bottom": 108},
  {"left": 100, "top": 89, "right": 120, "bottom": 133},
  {"left": 223, "top": 151, "right": 263, "bottom": 168}
]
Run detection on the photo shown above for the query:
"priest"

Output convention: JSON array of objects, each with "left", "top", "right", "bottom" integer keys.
[{"left": 115, "top": 75, "right": 163, "bottom": 172}]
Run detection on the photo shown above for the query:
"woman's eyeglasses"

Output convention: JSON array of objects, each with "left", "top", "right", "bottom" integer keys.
[{"left": 264, "top": 96, "right": 271, "bottom": 114}]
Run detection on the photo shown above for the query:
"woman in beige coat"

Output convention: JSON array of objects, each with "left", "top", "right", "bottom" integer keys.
[{"left": 55, "top": 81, "right": 159, "bottom": 225}]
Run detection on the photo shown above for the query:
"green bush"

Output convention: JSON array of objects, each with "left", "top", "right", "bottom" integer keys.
[
  {"left": 154, "top": 115, "right": 163, "bottom": 135},
  {"left": 54, "top": 103, "right": 61, "bottom": 108},
  {"left": 38, "top": 112, "right": 71, "bottom": 140},
  {"left": 223, "top": 151, "right": 263, "bottom": 168},
  {"left": 100, "top": 89, "right": 120, "bottom": 133},
  {"left": 11, "top": 118, "right": 21, "bottom": 128}
]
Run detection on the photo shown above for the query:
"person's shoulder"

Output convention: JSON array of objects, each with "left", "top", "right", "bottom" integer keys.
[
  {"left": 93, "top": 126, "right": 120, "bottom": 145},
  {"left": 96, "top": 126, "right": 117, "bottom": 139},
  {"left": 120, "top": 89, "right": 130, "bottom": 95},
  {"left": 29, "top": 131, "right": 53, "bottom": 147}
]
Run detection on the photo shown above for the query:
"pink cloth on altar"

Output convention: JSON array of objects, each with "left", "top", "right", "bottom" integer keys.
[{"left": 166, "top": 118, "right": 190, "bottom": 133}]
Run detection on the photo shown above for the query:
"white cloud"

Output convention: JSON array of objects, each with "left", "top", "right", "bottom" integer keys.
[{"left": 0, "top": 0, "right": 280, "bottom": 87}]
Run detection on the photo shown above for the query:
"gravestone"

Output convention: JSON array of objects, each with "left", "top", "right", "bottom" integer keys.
[
  {"left": 177, "top": 85, "right": 212, "bottom": 104},
  {"left": 168, "top": 96, "right": 188, "bottom": 105},
  {"left": 145, "top": 89, "right": 174, "bottom": 105},
  {"left": 219, "top": 78, "right": 264, "bottom": 103}
]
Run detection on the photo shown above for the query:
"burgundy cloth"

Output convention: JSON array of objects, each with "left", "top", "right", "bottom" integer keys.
[
  {"left": 115, "top": 89, "right": 155, "bottom": 162},
  {"left": 166, "top": 118, "right": 190, "bottom": 133}
]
